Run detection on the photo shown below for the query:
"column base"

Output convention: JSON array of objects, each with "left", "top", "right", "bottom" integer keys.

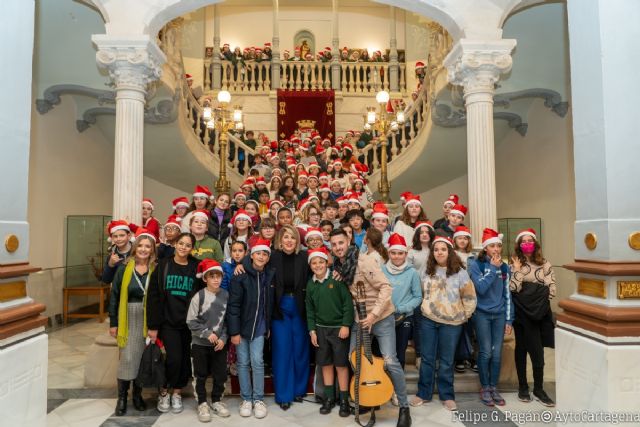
[{"left": 556, "top": 327, "right": 640, "bottom": 423}]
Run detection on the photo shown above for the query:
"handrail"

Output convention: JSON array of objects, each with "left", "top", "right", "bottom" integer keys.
[{"left": 227, "top": 132, "right": 257, "bottom": 156}]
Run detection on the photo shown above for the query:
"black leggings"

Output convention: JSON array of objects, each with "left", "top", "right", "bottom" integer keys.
[
  {"left": 513, "top": 315, "right": 546, "bottom": 391},
  {"left": 160, "top": 327, "right": 192, "bottom": 389},
  {"left": 192, "top": 344, "right": 228, "bottom": 404}
]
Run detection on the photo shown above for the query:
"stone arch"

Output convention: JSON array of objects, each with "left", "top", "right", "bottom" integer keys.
[{"left": 293, "top": 30, "right": 315, "bottom": 59}]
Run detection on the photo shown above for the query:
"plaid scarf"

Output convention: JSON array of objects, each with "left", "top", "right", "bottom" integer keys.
[{"left": 333, "top": 244, "right": 359, "bottom": 285}]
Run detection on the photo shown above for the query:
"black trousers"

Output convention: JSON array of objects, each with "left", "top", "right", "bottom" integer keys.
[
  {"left": 160, "top": 327, "right": 192, "bottom": 389},
  {"left": 192, "top": 344, "right": 228, "bottom": 404},
  {"left": 513, "top": 313, "right": 546, "bottom": 391}
]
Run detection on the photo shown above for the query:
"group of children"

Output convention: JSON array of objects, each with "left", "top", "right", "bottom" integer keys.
[{"left": 105, "top": 129, "right": 557, "bottom": 425}]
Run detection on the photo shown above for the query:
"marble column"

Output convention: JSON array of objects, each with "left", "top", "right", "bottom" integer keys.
[
  {"left": 212, "top": 5, "right": 222, "bottom": 90},
  {"left": 555, "top": 0, "right": 640, "bottom": 420},
  {"left": 271, "top": 0, "right": 281, "bottom": 90},
  {"left": 0, "top": 1, "right": 48, "bottom": 426},
  {"left": 92, "top": 36, "right": 165, "bottom": 225},
  {"left": 331, "top": 0, "right": 341, "bottom": 91},
  {"left": 444, "top": 39, "right": 516, "bottom": 248},
  {"left": 388, "top": 6, "right": 399, "bottom": 93}
]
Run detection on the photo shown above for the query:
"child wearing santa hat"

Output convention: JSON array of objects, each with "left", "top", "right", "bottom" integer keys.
[
  {"left": 433, "top": 194, "right": 459, "bottom": 230},
  {"left": 101, "top": 220, "right": 133, "bottom": 284},
  {"left": 467, "top": 228, "right": 514, "bottom": 407},
  {"left": 189, "top": 210, "right": 224, "bottom": 262},
  {"left": 436, "top": 203, "right": 467, "bottom": 239},
  {"left": 223, "top": 209, "right": 254, "bottom": 259},
  {"left": 393, "top": 194, "right": 428, "bottom": 245},
  {"left": 157, "top": 215, "right": 182, "bottom": 260},
  {"left": 187, "top": 259, "right": 231, "bottom": 422}
]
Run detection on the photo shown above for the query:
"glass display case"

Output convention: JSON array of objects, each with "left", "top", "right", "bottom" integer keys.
[
  {"left": 497, "top": 217, "right": 542, "bottom": 259},
  {"left": 65, "top": 215, "right": 111, "bottom": 288}
]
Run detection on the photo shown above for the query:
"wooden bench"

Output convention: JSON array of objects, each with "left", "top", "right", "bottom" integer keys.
[{"left": 63, "top": 286, "right": 109, "bottom": 325}]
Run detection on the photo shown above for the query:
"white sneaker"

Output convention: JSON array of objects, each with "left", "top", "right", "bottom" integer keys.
[
  {"left": 253, "top": 400, "right": 268, "bottom": 419},
  {"left": 239, "top": 400, "right": 253, "bottom": 417},
  {"left": 210, "top": 401, "right": 230, "bottom": 418},
  {"left": 157, "top": 392, "right": 171, "bottom": 413},
  {"left": 171, "top": 393, "right": 183, "bottom": 414},
  {"left": 391, "top": 392, "right": 399, "bottom": 406},
  {"left": 197, "top": 402, "right": 211, "bottom": 422}
]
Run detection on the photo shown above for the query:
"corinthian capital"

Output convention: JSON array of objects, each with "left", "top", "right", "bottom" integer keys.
[
  {"left": 92, "top": 35, "right": 166, "bottom": 91},
  {"left": 444, "top": 39, "right": 516, "bottom": 94}
]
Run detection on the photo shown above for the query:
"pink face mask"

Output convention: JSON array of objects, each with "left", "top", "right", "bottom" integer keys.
[{"left": 520, "top": 242, "right": 535, "bottom": 255}]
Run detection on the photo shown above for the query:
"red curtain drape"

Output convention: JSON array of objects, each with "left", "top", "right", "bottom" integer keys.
[{"left": 277, "top": 90, "right": 335, "bottom": 142}]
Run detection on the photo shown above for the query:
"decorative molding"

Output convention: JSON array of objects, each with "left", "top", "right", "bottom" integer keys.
[
  {"left": 494, "top": 88, "right": 569, "bottom": 117},
  {"left": 444, "top": 39, "right": 517, "bottom": 94},
  {"left": 76, "top": 90, "right": 179, "bottom": 132},
  {"left": 432, "top": 101, "right": 528, "bottom": 135},
  {"left": 92, "top": 35, "right": 165, "bottom": 91},
  {"left": 35, "top": 84, "right": 115, "bottom": 115}
]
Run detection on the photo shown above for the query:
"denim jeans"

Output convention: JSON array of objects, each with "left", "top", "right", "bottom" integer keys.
[
  {"left": 472, "top": 311, "right": 506, "bottom": 388},
  {"left": 395, "top": 314, "right": 413, "bottom": 369},
  {"left": 350, "top": 314, "right": 409, "bottom": 407},
  {"left": 416, "top": 315, "right": 462, "bottom": 401},
  {"left": 236, "top": 335, "right": 265, "bottom": 402}
]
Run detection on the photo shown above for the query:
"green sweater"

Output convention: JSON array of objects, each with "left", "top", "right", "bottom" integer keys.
[
  {"left": 191, "top": 236, "right": 223, "bottom": 262},
  {"left": 306, "top": 273, "right": 354, "bottom": 330}
]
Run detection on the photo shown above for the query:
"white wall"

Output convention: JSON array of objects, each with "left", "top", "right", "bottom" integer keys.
[{"left": 27, "top": 98, "right": 186, "bottom": 319}]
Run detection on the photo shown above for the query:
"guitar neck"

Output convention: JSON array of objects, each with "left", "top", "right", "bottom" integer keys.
[{"left": 355, "top": 300, "right": 373, "bottom": 358}]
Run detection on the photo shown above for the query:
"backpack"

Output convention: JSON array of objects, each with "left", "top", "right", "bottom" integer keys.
[{"left": 135, "top": 340, "right": 166, "bottom": 388}]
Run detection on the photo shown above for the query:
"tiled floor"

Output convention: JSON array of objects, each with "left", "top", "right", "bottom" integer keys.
[{"left": 47, "top": 320, "right": 558, "bottom": 426}]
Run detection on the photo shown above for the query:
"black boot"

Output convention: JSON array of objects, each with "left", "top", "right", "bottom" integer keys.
[
  {"left": 132, "top": 383, "right": 146, "bottom": 411},
  {"left": 319, "top": 398, "right": 335, "bottom": 415},
  {"left": 338, "top": 397, "right": 350, "bottom": 417},
  {"left": 116, "top": 380, "right": 130, "bottom": 416},
  {"left": 397, "top": 407, "right": 412, "bottom": 427}
]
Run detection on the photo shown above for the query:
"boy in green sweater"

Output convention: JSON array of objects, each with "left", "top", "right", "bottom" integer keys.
[{"left": 306, "top": 247, "right": 354, "bottom": 417}]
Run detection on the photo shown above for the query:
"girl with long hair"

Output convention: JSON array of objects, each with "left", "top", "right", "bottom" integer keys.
[
  {"left": 411, "top": 236, "right": 476, "bottom": 411},
  {"left": 223, "top": 209, "right": 254, "bottom": 259},
  {"left": 393, "top": 194, "right": 428, "bottom": 245},
  {"left": 509, "top": 228, "right": 556, "bottom": 407},
  {"left": 208, "top": 193, "right": 232, "bottom": 244},
  {"left": 181, "top": 186, "right": 213, "bottom": 233}
]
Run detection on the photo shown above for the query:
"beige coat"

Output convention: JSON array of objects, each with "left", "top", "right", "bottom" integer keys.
[{"left": 350, "top": 252, "right": 395, "bottom": 324}]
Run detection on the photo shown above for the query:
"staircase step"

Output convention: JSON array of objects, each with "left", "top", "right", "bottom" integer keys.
[{"left": 404, "top": 365, "right": 481, "bottom": 394}]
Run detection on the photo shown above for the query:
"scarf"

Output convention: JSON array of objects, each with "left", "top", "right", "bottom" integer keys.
[
  {"left": 386, "top": 260, "right": 408, "bottom": 275},
  {"left": 116, "top": 259, "right": 155, "bottom": 348},
  {"left": 213, "top": 207, "right": 225, "bottom": 225}
]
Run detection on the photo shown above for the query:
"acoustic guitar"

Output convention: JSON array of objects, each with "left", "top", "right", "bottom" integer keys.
[{"left": 350, "top": 280, "right": 394, "bottom": 410}]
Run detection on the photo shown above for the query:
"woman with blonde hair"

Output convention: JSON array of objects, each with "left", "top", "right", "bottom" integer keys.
[
  {"left": 108, "top": 228, "right": 157, "bottom": 416},
  {"left": 270, "top": 225, "right": 311, "bottom": 410}
]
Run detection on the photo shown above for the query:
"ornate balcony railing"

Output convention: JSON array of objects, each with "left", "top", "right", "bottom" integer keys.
[{"left": 204, "top": 59, "right": 406, "bottom": 95}]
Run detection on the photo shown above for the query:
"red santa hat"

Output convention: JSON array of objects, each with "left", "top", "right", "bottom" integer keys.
[
  {"left": 347, "top": 192, "right": 362, "bottom": 205},
  {"left": 233, "top": 191, "right": 247, "bottom": 201},
  {"left": 310, "top": 131, "right": 320, "bottom": 139},
  {"left": 414, "top": 220, "right": 434, "bottom": 232},
  {"left": 308, "top": 247, "right": 329, "bottom": 263},
  {"left": 342, "top": 46, "right": 348, "bottom": 53},
  {"left": 185, "top": 73, "right": 193, "bottom": 81},
  {"left": 432, "top": 235, "right": 454, "bottom": 248},
  {"left": 319, "top": 172, "right": 329, "bottom": 182},
  {"left": 135, "top": 227, "right": 156, "bottom": 243},
  {"left": 172, "top": 197, "right": 190, "bottom": 210},
  {"left": 294, "top": 46, "right": 301, "bottom": 53},
  {"left": 404, "top": 194, "right": 422, "bottom": 207},
  {"left": 342, "top": 143, "right": 354, "bottom": 153},
  {"left": 251, "top": 238, "right": 272, "bottom": 254},
  {"left": 268, "top": 199, "right": 284, "bottom": 210},
  {"left": 230, "top": 209, "right": 252, "bottom": 227},
  {"left": 193, "top": 185, "right": 212, "bottom": 199},
  {"left": 297, "top": 198, "right": 312, "bottom": 212},
  {"left": 108, "top": 220, "right": 131, "bottom": 235},
  {"left": 371, "top": 203, "right": 389, "bottom": 220},
  {"left": 298, "top": 170, "right": 308, "bottom": 179},
  {"left": 240, "top": 180, "right": 254, "bottom": 190},
  {"left": 388, "top": 233, "right": 408, "bottom": 252},
  {"left": 515, "top": 228, "right": 537, "bottom": 242},
  {"left": 283, "top": 49, "right": 290, "bottom": 55},
  {"left": 192, "top": 209, "right": 210, "bottom": 221},
  {"left": 307, "top": 174, "right": 319, "bottom": 183},
  {"left": 308, "top": 161, "right": 320, "bottom": 171},
  {"left": 353, "top": 174, "right": 365, "bottom": 185},
  {"left": 415, "top": 61, "right": 425, "bottom": 68},
  {"left": 453, "top": 225, "right": 472, "bottom": 239},
  {"left": 164, "top": 215, "right": 182, "bottom": 229},
  {"left": 319, "top": 184, "right": 331, "bottom": 193},
  {"left": 196, "top": 259, "right": 223, "bottom": 279},
  {"left": 142, "top": 198, "right": 155, "bottom": 210},
  {"left": 264, "top": 42, "right": 271, "bottom": 48},
  {"left": 315, "top": 146, "right": 326, "bottom": 156},
  {"left": 333, "top": 159, "right": 343, "bottom": 166},
  {"left": 450, "top": 204, "right": 467, "bottom": 218},
  {"left": 481, "top": 228, "right": 503, "bottom": 248},
  {"left": 324, "top": 46, "right": 332, "bottom": 52},
  {"left": 255, "top": 176, "right": 267, "bottom": 187},
  {"left": 305, "top": 227, "right": 323, "bottom": 241},
  {"left": 444, "top": 194, "right": 459, "bottom": 207},
  {"left": 400, "top": 191, "right": 413, "bottom": 203}
]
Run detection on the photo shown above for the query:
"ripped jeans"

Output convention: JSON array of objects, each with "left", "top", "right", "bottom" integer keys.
[{"left": 350, "top": 313, "right": 409, "bottom": 407}]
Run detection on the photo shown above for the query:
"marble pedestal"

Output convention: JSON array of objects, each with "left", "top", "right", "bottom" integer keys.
[
  {"left": 556, "top": 327, "right": 640, "bottom": 426},
  {"left": 0, "top": 333, "right": 48, "bottom": 427}
]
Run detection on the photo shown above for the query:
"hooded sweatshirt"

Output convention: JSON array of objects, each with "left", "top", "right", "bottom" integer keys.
[
  {"left": 467, "top": 256, "right": 514, "bottom": 324},
  {"left": 382, "top": 261, "right": 423, "bottom": 316}
]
